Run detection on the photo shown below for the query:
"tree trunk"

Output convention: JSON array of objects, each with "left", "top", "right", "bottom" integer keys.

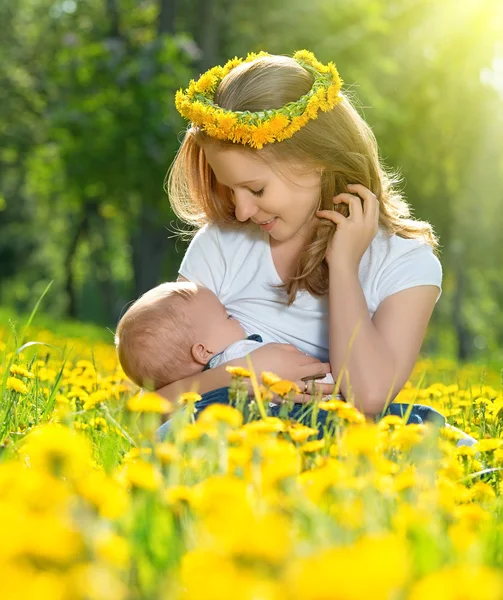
[
  {"left": 452, "top": 262, "right": 471, "bottom": 361},
  {"left": 158, "top": 0, "right": 177, "bottom": 35},
  {"left": 131, "top": 207, "right": 169, "bottom": 298},
  {"left": 106, "top": 0, "right": 121, "bottom": 37},
  {"left": 64, "top": 211, "right": 89, "bottom": 319},
  {"left": 198, "top": 0, "right": 220, "bottom": 70}
]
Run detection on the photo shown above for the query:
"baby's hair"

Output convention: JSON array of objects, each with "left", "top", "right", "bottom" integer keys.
[
  {"left": 167, "top": 54, "right": 439, "bottom": 304},
  {"left": 115, "top": 282, "right": 199, "bottom": 389}
]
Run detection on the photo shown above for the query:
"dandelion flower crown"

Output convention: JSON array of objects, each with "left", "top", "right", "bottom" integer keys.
[{"left": 175, "top": 50, "right": 343, "bottom": 150}]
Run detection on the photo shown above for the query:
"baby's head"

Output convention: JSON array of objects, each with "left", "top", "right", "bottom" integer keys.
[{"left": 115, "top": 281, "right": 246, "bottom": 390}]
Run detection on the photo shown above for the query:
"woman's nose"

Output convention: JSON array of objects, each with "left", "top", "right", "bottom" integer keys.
[{"left": 234, "top": 193, "right": 258, "bottom": 222}]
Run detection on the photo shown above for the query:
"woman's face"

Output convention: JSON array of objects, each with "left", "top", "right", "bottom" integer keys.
[{"left": 203, "top": 143, "right": 322, "bottom": 244}]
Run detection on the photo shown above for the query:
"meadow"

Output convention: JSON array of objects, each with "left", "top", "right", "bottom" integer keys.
[{"left": 2, "top": 305, "right": 503, "bottom": 600}]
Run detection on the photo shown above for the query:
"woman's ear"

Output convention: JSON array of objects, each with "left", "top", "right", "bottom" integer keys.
[{"left": 191, "top": 342, "right": 214, "bottom": 366}]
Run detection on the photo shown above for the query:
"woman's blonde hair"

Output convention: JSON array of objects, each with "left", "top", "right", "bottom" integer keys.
[{"left": 167, "top": 55, "right": 438, "bottom": 304}]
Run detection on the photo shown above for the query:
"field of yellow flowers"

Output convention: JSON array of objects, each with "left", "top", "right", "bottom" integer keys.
[{"left": 2, "top": 309, "right": 503, "bottom": 600}]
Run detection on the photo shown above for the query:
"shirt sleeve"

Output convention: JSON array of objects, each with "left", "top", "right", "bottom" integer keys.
[
  {"left": 178, "top": 225, "right": 226, "bottom": 296},
  {"left": 376, "top": 243, "right": 443, "bottom": 305}
]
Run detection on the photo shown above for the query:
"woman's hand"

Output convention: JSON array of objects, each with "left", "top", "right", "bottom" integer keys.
[
  {"left": 247, "top": 343, "right": 334, "bottom": 403},
  {"left": 317, "top": 183, "right": 380, "bottom": 272}
]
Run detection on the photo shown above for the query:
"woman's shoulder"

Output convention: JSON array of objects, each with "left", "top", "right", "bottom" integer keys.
[{"left": 368, "top": 227, "right": 439, "bottom": 264}]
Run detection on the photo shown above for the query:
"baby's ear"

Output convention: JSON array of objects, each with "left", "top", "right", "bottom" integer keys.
[{"left": 191, "top": 342, "right": 214, "bottom": 366}]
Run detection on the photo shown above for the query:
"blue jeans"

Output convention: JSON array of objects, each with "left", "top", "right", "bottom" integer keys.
[{"left": 156, "top": 386, "right": 447, "bottom": 441}]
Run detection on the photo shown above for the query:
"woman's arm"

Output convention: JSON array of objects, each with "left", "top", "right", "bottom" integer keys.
[
  {"left": 328, "top": 266, "right": 438, "bottom": 415},
  {"left": 155, "top": 343, "right": 332, "bottom": 401},
  {"left": 318, "top": 183, "right": 439, "bottom": 415}
]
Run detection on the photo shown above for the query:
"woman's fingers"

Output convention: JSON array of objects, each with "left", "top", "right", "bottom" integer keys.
[
  {"left": 346, "top": 183, "right": 379, "bottom": 217},
  {"left": 316, "top": 209, "right": 346, "bottom": 225},
  {"left": 333, "top": 193, "right": 363, "bottom": 219},
  {"left": 298, "top": 362, "right": 331, "bottom": 378}
]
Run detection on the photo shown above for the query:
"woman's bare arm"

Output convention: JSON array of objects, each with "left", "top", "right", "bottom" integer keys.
[
  {"left": 329, "top": 265, "right": 438, "bottom": 415},
  {"left": 155, "top": 343, "right": 331, "bottom": 401}
]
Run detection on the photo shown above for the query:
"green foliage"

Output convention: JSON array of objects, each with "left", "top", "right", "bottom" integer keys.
[{"left": 1, "top": 0, "right": 503, "bottom": 359}]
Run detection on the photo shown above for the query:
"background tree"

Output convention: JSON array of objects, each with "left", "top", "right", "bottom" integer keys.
[{"left": 1, "top": 0, "right": 502, "bottom": 361}]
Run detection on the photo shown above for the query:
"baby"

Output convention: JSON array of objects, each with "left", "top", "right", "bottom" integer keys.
[
  {"left": 115, "top": 281, "right": 334, "bottom": 391},
  {"left": 116, "top": 282, "right": 246, "bottom": 389}
]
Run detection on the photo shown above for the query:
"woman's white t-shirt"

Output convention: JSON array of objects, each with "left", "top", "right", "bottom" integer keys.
[{"left": 179, "top": 223, "right": 442, "bottom": 364}]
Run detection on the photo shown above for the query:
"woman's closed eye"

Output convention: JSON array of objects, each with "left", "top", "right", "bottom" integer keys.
[{"left": 250, "top": 188, "right": 265, "bottom": 197}]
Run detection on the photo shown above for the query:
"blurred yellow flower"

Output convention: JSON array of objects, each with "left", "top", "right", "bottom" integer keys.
[
  {"left": 6, "top": 376, "right": 28, "bottom": 394},
  {"left": 242, "top": 417, "right": 286, "bottom": 435},
  {"left": 122, "top": 459, "right": 162, "bottom": 492},
  {"left": 408, "top": 565, "right": 503, "bottom": 600},
  {"left": 261, "top": 371, "right": 281, "bottom": 386},
  {"left": 127, "top": 391, "right": 173, "bottom": 413},
  {"left": 285, "top": 534, "right": 409, "bottom": 600},
  {"left": 198, "top": 404, "right": 243, "bottom": 428},
  {"left": 95, "top": 533, "right": 130, "bottom": 568},
  {"left": 343, "top": 424, "right": 380, "bottom": 456},
  {"left": 181, "top": 551, "right": 282, "bottom": 600},
  {"left": 9, "top": 364, "right": 34, "bottom": 378},
  {"left": 300, "top": 439, "right": 325, "bottom": 454},
  {"left": 20, "top": 424, "right": 93, "bottom": 477},
  {"left": 75, "top": 469, "right": 130, "bottom": 518},
  {"left": 269, "top": 379, "right": 301, "bottom": 396},
  {"left": 226, "top": 365, "right": 251, "bottom": 378},
  {"left": 288, "top": 423, "right": 318, "bottom": 443},
  {"left": 179, "top": 392, "right": 203, "bottom": 404},
  {"left": 155, "top": 442, "right": 180, "bottom": 464}
]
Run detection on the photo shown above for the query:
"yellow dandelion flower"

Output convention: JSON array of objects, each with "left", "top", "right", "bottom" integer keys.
[
  {"left": 262, "top": 371, "right": 281, "bottom": 386},
  {"left": 378, "top": 415, "right": 405, "bottom": 430},
  {"left": 343, "top": 424, "right": 380, "bottom": 456},
  {"left": 188, "top": 100, "right": 211, "bottom": 124},
  {"left": 198, "top": 404, "right": 243, "bottom": 428},
  {"left": 338, "top": 404, "right": 366, "bottom": 424},
  {"left": 222, "top": 57, "right": 243, "bottom": 75},
  {"left": 245, "top": 50, "right": 270, "bottom": 63},
  {"left": 409, "top": 566, "right": 503, "bottom": 600},
  {"left": 232, "top": 123, "right": 253, "bottom": 144},
  {"left": 242, "top": 417, "right": 286, "bottom": 434},
  {"left": 164, "top": 484, "right": 195, "bottom": 507},
  {"left": 194, "top": 71, "right": 218, "bottom": 94},
  {"left": 126, "top": 392, "right": 173, "bottom": 414},
  {"left": 9, "top": 364, "right": 34, "bottom": 379},
  {"left": 180, "top": 422, "right": 217, "bottom": 443},
  {"left": 475, "top": 439, "right": 503, "bottom": 452},
  {"left": 318, "top": 398, "right": 347, "bottom": 412},
  {"left": 389, "top": 424, "right": 425, "bottom": 450},
  {"left": 300, "top": 439, "right": 325, "bottom": 454},
  {"left": 155, "top": 442, "right": 180, "bottom": 464},
  {"left": 179, "top": 391, "right": 202, "bottom": 404},
  {"left": 84, "top": 389, "right": 109, "bottom": 411},
  {"left": 270, "top": 379, "right": 300, "bottom": 397},
  {"left": 123, "top": 459, "right": 162, "bottom": 492},
  {"left": 267, "top": 113, "right": 290, "bottom": 135},
  {"left": 215, "top": 111, "right": 238, "bottom": 135},
  {"left": 75, "top": 469, "right": 130, "bottom": 519},
  {"left": 456, "top": 445, "right": 478, "bottom": 457},
  {"left": 293, "top": 49, "right": 317, "bottom": 64},
  {"left": 249, "top": 123, "right": 276, "bottom": 149},
  {"left": 288, "top": 423, "right": 318, "bottom": 443},
  {"left": 226, "top": 365, "right": 251, "bottom": 378},
  {"left": 6, "top": 376, "right": 28, "bottom": 394}
]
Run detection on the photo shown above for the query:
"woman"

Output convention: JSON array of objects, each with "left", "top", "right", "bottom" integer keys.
[{"left": 157, "top": 50, "right": 466, "bottom": 438}]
